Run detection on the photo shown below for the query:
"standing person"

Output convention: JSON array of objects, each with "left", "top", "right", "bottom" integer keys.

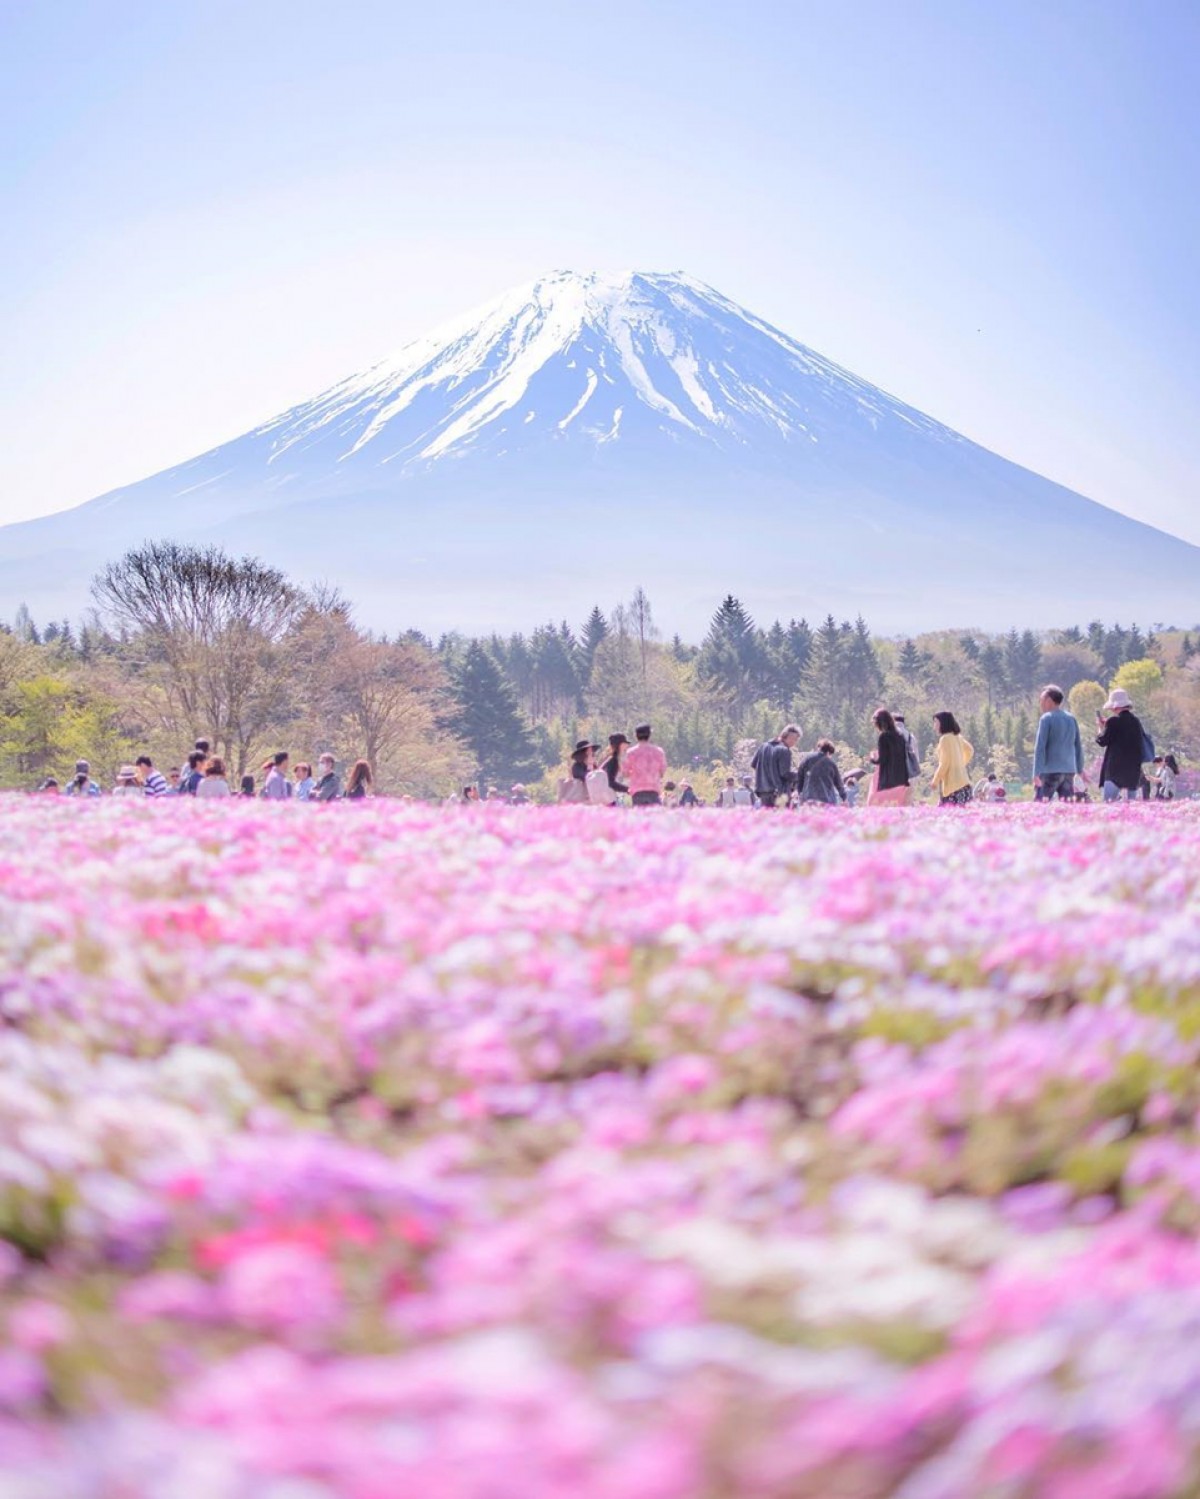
[
  {"left": 111, "top": 765, "right": 143, "bottom": 798},
  {"left": 460, "top": 785, "right": 480, "bottom": 804},
  {"left": 135, "top": 755, "right": 169, "bottom": 797},
  {"left": 601, "top": 733, "right": 630, "bottom": 797},
  {"left": 893, "top": 713, "right": 923, "bottom": 785},
  {"left": 262, "top": 752, "right": 292, "bottom": 800},
  {"left": 795, "top": 739, "right": 847, "bottom": 805},
  {"left": 196, "top": 758, "right": 231, "bottom": 798},
  {"left": 1096, "top": 689, "right": 1148, "bottom": 802},
  {"left": 623, "top": 724, "right": 668, "bottom": 807},
  {"left": 65, "top": 760, "right": 102, "bottom": 797},
  {"left": 345, "top": 760, "right": 373, "bottom": 799},
  {"left": 929, "top": 712, "right": 974, "bottom": 806},
  {"left": 751, "top": 725, "right": 800, "bottom": 808},
  {"left": 165, "top": 767, "right": 182, "bottom": 795},
  {"left": 867, "top": 710, "right": 910, "bottom": 807},
  {"left": 313, "top": 754, "right": 342, "bottom": 802},
  {"left": 843, "top": 769, "right": 866, "bottom": 807},
  {"left": 180, "top": 751, "right": 205, "bottom": 796},
  {"left": 677, "top": 781, "right": 700, "bottom": 807},
  {"left": 509, "top": 783, "right": 530, "bottom": 805},
  {"left": 239, "top": 774, "right": 256, "bottom": 798},
  {"left": 1032, "top": 685, "right": 1083, "bottom": 802},
  {"left": 717, "top": 775, "right": 738, "bottom": 807},
  {"left": 292, "top": 763, "right": 314, "bottom": 800},
  {"left": 733, "top": 774, "right": 757, "bottom": 808},
  {"left": 559, "top": 740, "right": 597, "bottom": 804}
]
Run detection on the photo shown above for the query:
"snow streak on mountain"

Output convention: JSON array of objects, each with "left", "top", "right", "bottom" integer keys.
[{"left": 0, "top": 270, "right": 1196, "bottom": 635}]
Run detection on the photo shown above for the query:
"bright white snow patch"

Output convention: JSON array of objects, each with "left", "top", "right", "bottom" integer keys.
[{"left": 558, "top": 369, "right": 598, "bottom": 430}]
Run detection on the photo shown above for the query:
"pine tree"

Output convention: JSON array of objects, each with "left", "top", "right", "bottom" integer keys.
[
  {"left": 898, "top": 638, "right": 923, "bottom": 679},
  {"left": 580, "top": 607, "right": 608, "bottom": 681},
  {"left": 803, "top": 615, "right": 848, "bottom": 728},
  {"left": 697, "top": 595, "right": 763, "bottom": 717},
  {"left": 452, "top": 642, "right": 544, "bottom": 788},
  {"left": 843, "top": 616, "right": 884, "bottom": 716}
]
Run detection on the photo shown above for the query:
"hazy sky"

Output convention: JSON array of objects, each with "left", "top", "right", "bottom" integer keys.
[{"left": 2, "top": 0, "right": 1198, "bottom": 541}]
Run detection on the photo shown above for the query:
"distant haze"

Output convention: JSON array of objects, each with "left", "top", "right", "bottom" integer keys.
[{"left": 1, "top": 270, "right": 1196, "bottom": 638}]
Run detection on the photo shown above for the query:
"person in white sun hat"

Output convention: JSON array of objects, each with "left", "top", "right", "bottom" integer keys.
[{"left": 1096, "top": 688, "right": 1151, "bottom": 803}]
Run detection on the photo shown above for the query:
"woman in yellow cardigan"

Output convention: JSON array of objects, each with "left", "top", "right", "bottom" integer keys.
[{"left": 930, "top": 711, "right": 974, "bottom": 805}]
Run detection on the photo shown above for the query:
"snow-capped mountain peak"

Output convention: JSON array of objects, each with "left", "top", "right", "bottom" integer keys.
[
  {"left": 2, "top": 267, "right": 1196, "bottom": 639},
  {"left": 255, "top": 269, "right": 954, "bottom": 473}
]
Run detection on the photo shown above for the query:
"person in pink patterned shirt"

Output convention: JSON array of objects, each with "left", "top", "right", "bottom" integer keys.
[{"left": 623, "top": 723, "right": 668, "bottom": 807}]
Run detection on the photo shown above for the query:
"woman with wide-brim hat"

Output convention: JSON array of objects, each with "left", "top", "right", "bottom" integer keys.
[
  {"left": 1096, "top": 688, "right": 1148, "bottom": 802},
  {"left": 558, "top": 738, "right": 599, "bottom": 804}
]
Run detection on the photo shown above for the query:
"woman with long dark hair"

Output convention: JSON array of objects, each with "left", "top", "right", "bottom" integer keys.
[
  {"left": 344, "top": 760, "right": 373, "bottom": 799},
  {"left": 558, "top": 739, "right": 597, "bottom": 804},
  {"left": 930, "top": 711, "right": 974, "bottom": 806},
  {"left": 867, "top": 709, "right": 910, "bottom": 807}
]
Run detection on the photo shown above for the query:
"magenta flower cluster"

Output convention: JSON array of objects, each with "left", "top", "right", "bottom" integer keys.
[{"left": 2, "top": 796, "right": 1200, "bottom": 1497}]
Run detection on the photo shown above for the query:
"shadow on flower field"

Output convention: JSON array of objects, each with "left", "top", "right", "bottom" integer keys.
[{"left": 3, "top": 799, "right": 1200, "bottom": 1497}]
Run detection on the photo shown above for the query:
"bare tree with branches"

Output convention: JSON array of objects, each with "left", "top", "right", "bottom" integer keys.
[{"left": 92, "top": 542, "right": 305, "bottom": 774}]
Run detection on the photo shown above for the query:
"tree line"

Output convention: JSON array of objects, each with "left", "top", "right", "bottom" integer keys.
[{"left": 1, "top": 544, "right": 1196, "bottom": 797}]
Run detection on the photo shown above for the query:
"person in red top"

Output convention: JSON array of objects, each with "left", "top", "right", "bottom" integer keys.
[{"left": 622, "top": 723, "right": 668, "bottom": 807}]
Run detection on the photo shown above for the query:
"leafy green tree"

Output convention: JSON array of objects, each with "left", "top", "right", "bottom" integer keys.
[
  {"left": 1069, "top": 680, "right": 1106, "bottom": 725},
  {"left": 1110, "top": 658, "right": 1164, "bottom": 698}
]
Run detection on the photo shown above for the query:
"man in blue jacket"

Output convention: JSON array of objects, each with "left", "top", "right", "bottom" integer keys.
[{"left": 1033, "top": 685, "right": 1083, "bottom": 800}]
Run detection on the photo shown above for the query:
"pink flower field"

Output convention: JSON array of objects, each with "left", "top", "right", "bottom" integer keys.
[{"left": 3, "top": 796, "right": 1200, "bottom": 1498}]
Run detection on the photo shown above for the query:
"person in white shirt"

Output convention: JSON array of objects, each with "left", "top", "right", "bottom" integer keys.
[
  {"left": 196, "top": 758, "right": 232, "bottom": 798},
  {"left": 717, "top": 776, "right": 739, "bottom": 807}
]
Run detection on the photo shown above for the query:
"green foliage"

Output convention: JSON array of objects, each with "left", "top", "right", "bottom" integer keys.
[
  {"left": 1111, "top": 658, "right": 1164, "bottom": 698},
  {"left": 451, "top": 642, "right": 546, "bottom": 789}
]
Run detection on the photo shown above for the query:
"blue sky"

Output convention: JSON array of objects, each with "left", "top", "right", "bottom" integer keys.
[{"left": 2, "top": 0, "right": 1198, "bottom": 541}]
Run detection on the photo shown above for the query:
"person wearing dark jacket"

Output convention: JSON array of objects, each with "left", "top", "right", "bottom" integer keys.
[
  {"left": 602, "top": 733, "right": 630, "bottom": 795},
  {"left": 1096, "top": 689, "right": 1148, "bottom": 801},
  {"left": 795, "top": 740, "right": 847, "bottom": 805},
  {"left": 313, "top": 753, "right": 342, "bottom": 802},
  {"left": 869, "top": 709, "right": 911, "bottom": 806},
  {"left": 751, "top": 725, "right": 800, "bottom": 808}
]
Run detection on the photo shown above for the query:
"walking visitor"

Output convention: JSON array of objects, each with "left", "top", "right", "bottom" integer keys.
[
  {"left": 623, "top": 724, "right": 668, "bottom": 807},
  {"left": 795, "top": 739, "right": 847, "bottom": 804},
  {"left": 867, "top": 709, "right": 911, "bottom": 806},
  {"left": 751, "top": 725, "right": 800, "bottom": 808},
  {"left": 1096, "top": 689, "right": 1148, "bottom": 802},
  {"left": 929, "top": 712, "right": 974, "bottom": 806},
  {"left": 1032, "top": 685, "right": 1083, "bottom": 801}
]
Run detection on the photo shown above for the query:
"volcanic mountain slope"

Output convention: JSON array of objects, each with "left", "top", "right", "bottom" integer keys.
[{"left": 2, "top": 270, "right": 1197, "bottom": 634}]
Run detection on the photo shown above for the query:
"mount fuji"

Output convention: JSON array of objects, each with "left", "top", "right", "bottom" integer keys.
[{"left": 2, "top": 269, "right": 1197, "bottom": 634}]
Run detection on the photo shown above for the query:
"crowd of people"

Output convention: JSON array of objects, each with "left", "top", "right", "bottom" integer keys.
[
  {"left": 36, "top": 743, "right": 375, "bottom": 801},
  {"left": 26, "top": 686, "right": 1184, "bottom": 809},
  {"left": 552, "top": 685, "right": 1182, "bottom": 809}
]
